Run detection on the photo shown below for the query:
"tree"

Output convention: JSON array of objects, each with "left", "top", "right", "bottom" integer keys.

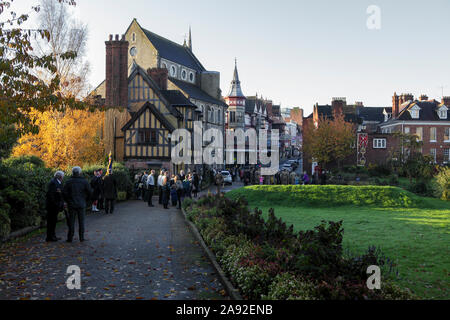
[
  {"left": 10, "top": 0, "right": 105, "bottom": 167},
  {"left": 0, "top": 0, "right": 86, "bottom": 159},
  {"left": 33, "top": 0, "right": 90, "bottom": 98},
  {"left": 12, "top": 108, "right": 104, "bottom": 168},
  {"left": 303, "top": 113, "right": 356, "bottom": 169},
  {"left": 390, "top": 132, "right": 434, "bottom": 184}
]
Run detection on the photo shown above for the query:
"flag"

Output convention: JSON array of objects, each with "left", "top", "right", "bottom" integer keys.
[{"left": 106, "top": 151, "right": 113, "bottom": 175}]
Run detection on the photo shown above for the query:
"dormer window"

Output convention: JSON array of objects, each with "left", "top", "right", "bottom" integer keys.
[
  {"left": 409, "top": 105, "right": 420, "bottom": 119},
  {"left": 438, "top": 106, "right": 448, "bottom": 119}
]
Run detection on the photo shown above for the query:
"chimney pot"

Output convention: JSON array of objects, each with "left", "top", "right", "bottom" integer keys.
[
  {"left": 109, "top": 34, "right": 113, "bottom": 41},
  {"left": 115, "top": 34, "right": 119, "bottom": 41}
]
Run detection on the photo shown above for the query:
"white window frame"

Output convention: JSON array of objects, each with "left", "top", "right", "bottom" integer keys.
[
  {"left": 416, "top": 127, "right": 423, "bottom": 141},
  {"left": 444, "top": 148, "right": 450, "bottom": 163},
  {"left": 373, "top": 138, "right": 386, "bottom": 149},
  {"left": 430, "top": 148, "right": 437, "bottom": 163},
  {"left": 438, "top": 106, "right": 448, "bottom": 119},
  {"left": 430, "top": 127, "right": 437, "bottom": 142},
  {"left": 445, "top": 128, "right": 450, "bottom": 142},
  {"left": 409, "top": 105, "right": 420, "bottom": 119}
]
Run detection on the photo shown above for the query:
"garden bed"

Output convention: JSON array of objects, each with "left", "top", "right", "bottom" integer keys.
[{"left": 183, "top": 195, "right": 414, "bottom": 300}]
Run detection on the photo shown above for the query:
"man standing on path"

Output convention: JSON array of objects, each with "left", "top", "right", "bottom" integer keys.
[
  {"left": 103, "top": 169, "right": 118, "bottom": 214},
  {"left": 45, "top": 171, "right": 65, "bottom": 242},
  {"left": 147, "top": 170, "right": 156, "bottom": 207},
  {"left": 63, "top": 167, "right": 92, "bottom": 242}
]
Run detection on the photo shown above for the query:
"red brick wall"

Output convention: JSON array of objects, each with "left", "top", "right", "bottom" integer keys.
[{"left": 105, "top": 34, "right": 129, "bottom": 108}]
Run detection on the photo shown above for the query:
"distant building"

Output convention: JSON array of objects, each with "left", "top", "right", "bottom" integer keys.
[{"left": 303, "top": 94, "right": 450, "bottom": 173}]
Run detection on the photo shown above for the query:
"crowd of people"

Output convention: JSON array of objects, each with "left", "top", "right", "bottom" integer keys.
[
  {"left": 133, "top": 169, "right": 201, "bottom": 210},
  {"left": 45, "top": 166, "right": 118, "bottom": 243}
]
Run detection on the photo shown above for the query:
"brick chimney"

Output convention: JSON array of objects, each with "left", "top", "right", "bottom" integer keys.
[
  {"left": 419, "top": 94, "right": 428, "bottom": 101},
  {"left": 105, "top": 34, "right": 129, "bottom": 107},
  {"left": 441, "top": 96, "right": 450, "bottom": 106},
  {"left": 331, "top": 97, "right": 346, "bottom": 116},
  {"left": 147, "top": 68, "right": 168, "bottom": 90},
  {"left": 392, "top": 92, "right": 399, "bottom": 118}
]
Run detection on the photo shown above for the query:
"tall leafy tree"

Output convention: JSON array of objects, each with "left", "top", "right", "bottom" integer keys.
[{"left": 0, "top": 0, "right": 86, "bottom": 159}]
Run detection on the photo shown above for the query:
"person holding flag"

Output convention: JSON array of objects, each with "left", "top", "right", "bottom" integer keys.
[{"left": 103, "top": 152, "right": 117, "bottom": 214}]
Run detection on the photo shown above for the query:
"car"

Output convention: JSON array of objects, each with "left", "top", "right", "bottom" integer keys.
[{"left": 220, "top": 171, "right": 233, "bottom": 185}]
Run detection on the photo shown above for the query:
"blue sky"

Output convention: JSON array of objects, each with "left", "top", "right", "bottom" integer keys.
[{"left": 13, "top": 0, "right": 450, "bottom": 115}]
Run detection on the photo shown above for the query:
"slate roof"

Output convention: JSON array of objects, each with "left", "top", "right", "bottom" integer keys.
[
  {"left": 397, "top": 100, "right": 449, "bottom": 121},
  {"left": 357, "top": 107, "right": 388, "bottom": 123},
  {"left": 169, "top": 77, "right": 227, "bottom": 107},
  {"left": 316, "top": 105, "right": 362, "bottom": 124},
  {"left": 141, "top": 28, "right": 205, "bottom": 72},
  {"left": 160, "top": 90, "right": 196, "bottom": 108}
]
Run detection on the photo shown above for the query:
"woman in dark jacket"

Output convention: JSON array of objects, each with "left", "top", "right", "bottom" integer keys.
[{"left": 162, "top": 174, "right": 170, "bottom": 209}]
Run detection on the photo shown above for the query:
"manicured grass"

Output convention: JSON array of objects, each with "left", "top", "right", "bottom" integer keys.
[{"left": 227, "top": 186, "right": 450, "bottom": 299}]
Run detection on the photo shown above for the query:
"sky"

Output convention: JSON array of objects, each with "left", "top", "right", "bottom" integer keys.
[{"left": 11, "top": 0, "right": 450, "bottom": 115}]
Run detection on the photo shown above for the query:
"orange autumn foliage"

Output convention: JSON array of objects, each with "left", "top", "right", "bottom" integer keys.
[{"left": 13, "top": 109, "right": 105, "bottom": 168}]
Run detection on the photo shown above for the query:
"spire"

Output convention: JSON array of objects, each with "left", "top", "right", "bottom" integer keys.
[
  {"left": 227, "top": 58, "right": 245, "bottom": 97},
  {"left": 188, "top": 26, "right": 192, "bottom": 51}
]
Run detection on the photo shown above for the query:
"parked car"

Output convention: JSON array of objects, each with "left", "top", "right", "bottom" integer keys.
[{"left": 220, "top": 171, "right": 233, "bottom": 185}]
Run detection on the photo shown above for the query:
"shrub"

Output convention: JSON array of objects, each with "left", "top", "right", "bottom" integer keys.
[
  {"left": 0, "top": 198, "right": 11, "bottom": 240},
  {"left": 368, "top": 163, "right": 392, "bottom": 177},
  {"left": 0, "top": 156, "right": 52, "bottom": 232},
  {"left": 117, "top": 191, "right": 127, "bottom": 202},
  {"left": 434, "top": 167, "right": 450, "bottom": 200},
  {"left": 186, "top": 194, "right": 412, "bottom": 300},
  {"left": 263, "top": 273, "right": 317, "bottom": 300}
]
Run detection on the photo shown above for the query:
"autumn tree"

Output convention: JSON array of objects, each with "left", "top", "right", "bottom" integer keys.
[
  {"left": 0, "top": 0, "right": 86, "bottom": 159},
  {"left": 303, "top": 112, "right": 356, "bottom": 169},
  {"left": 11, "top": 0, "right": 105, "bottom": 167},
  {"left": 13, "top": 108, "right": 104, "bottom": 168}
]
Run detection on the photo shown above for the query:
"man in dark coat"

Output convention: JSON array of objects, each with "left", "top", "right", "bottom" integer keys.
[
  {"left": 45, "top": 171, "right": 65, "bottom": 242},
  {"left": 103, "top": 169, "right": 118, "bottom": 214},
  {"left": 63, "top": 167, "right": 92, "bottom": 242}
]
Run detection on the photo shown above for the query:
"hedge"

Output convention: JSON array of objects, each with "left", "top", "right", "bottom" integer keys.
[{"left": 227, "top": 185, "right": 425, "bottom": 208}]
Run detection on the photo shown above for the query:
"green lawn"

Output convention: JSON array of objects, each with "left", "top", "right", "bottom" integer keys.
[{"left": 228, "top": 187, "right": 449, "bottom": 299}]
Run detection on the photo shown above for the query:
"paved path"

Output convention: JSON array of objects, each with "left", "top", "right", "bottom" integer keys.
[{"left": 0, "top": 200, "right": 228, "bottom": 300}]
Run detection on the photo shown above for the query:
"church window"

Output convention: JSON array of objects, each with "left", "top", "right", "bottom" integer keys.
[
  {"left": 189, "top": 72, "right": 194, "bottom": 82},
  {"left": 130, "top": 47, "right": 137, "bottom": 57},
  {"left": 132, "top": 33, "right": 136, "bottom": 42},
  {"left": 181, "top": 69, "right": 187, "bottom": 80}
]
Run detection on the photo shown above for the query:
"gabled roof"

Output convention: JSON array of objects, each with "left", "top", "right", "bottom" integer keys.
[
  {"left": 122, "top": 101, "right": 175, "bottom": 132},
  {"left": 134, "top": 21, "right": 205, "bottom": 72},
  {"left": 397, "top": 100, "right": 450, "bottom": 121},
  {"left": 128, "top": 63, "right": 182, "bottom": 119},
  {"left": 160, "top": 90, "right": 197, "bottom": 108},
  {"left": 169, "top": 77, "right": 227, "bottom": 107}
]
